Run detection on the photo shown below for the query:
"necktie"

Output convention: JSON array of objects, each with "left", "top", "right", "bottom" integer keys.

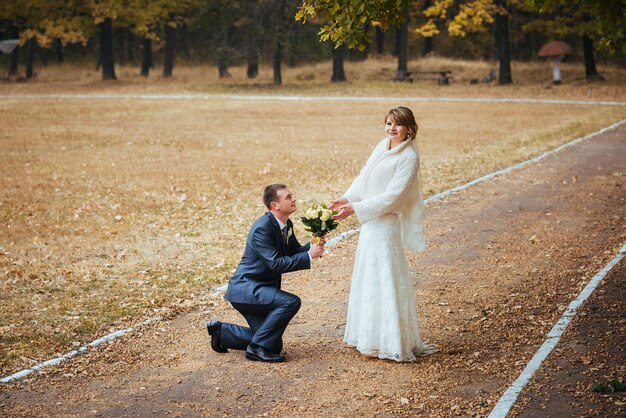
[{"left": 282, "top": 226, "right": 289, "bottom": 245}]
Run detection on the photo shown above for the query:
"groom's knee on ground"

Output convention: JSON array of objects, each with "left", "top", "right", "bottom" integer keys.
[
  {"left": 286, "top": 295, "right": 301, "bottom": 312},
  {"left": 277, "top": 293, "right": 301, "bottom": 313},
  {"left": 290, "top": 295, "right": 301, "bottom": 311}
]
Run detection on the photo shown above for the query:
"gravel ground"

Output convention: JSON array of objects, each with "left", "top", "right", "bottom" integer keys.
[{"left": 0, "top": 126, "right": 624, "bottom": 417}]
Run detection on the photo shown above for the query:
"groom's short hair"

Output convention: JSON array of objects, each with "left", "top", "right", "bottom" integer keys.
[{"left": 263, "top": 184, "right": 288, "bottom": 209}]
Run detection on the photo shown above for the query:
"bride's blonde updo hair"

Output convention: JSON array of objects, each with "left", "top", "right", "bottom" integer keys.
[{"left": 385, "top": 106, "right": 418, "bottom": 141}]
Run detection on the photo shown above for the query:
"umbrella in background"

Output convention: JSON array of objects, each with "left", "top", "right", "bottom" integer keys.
[{"left": 538, "top": 41, "right": 574, "bottom": 85}]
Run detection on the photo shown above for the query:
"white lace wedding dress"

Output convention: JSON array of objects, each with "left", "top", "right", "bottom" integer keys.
[{"left": 342, "top": 137, "right": 437, "bottom": 362}]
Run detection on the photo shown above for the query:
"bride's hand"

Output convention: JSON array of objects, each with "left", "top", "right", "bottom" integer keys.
[
  {"left": 332, "top": 204, "right": 354, "bottom": 221},
  {"left": 328, "top": 198, "right": 348, "bottom": 211}
]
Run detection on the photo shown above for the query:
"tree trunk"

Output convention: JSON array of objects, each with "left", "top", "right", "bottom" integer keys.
[
  {"left": 99, "top": 18, "right": 116, "bottom": 80},
  {"left": 375, "top": 26, "right": 384, "bottom": 54},
  {"left": 216, "top": 10, "right": 232, "bottom": 79},
  {"left": 582, "top": 13, "right": 603, "bottom": 81},
  {"left": 273, "top": 0, "right": 286, "bottom": 85},
  {"left": 273, "top": 41, "right": 282, "bottom": 85},
  {"left": 127, "top": 31, "right": 134, "bottom": 62},
  {"left": 163, "top": 21, "right": 176, "bottom": 78},
  {"left": 331, "top": 43, "right": 347, "bottom": 82},
  {"left": 54, "top": 38, "right": 63, "bottom": 62},
  {"left": 245, "top": 1, "right": 261, "bottom": 79},
  {"left": 582, "top": 35, "right": 602, "bottom": 80},
  {"left": 495, "top": 0, "right": 512, "bottom": 85},
  {"left": 395, "top": 8, "right": 409, "bottom": 81},
  {"left": 247, "top": 56, "right": 259, "bottom": 79},
  {"left": 218, "top": 58, "right": 231, "bottom": 78},
  {"left": 25, "top": 38, "right": 35, "bottom": 79},
  {"left": 9, "top": 50, "right": 18, "bottom": 76},
  {"left": 141, "top": 38, "right": 152, "bottom": 76},
  {"left": 40, "top": 46, "right": 49, "bottom": 66},
  {"left": 423, "top": 37, "right": 433, "bottom": 56}
]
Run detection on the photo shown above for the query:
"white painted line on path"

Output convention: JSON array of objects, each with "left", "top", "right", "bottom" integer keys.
[
  {"left": 228, "top": 95, "right": 626, "bottom": 106},
  {"left": 488, "top": 242, "right": 626, "bottom": 418},
  {"left": 0, "top": 93, "right": 625, "bottom": 106},
  {"left": 0, "top": 317, "right": 160, "bottom": 384}
]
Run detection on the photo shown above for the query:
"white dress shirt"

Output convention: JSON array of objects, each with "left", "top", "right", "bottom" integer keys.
[{"left": 272, "top": 213, "right": 313, "bottom": 264}]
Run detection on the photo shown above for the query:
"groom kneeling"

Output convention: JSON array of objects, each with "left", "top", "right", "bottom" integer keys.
[{"left": 207, "top": 184, "right": 325, "bottom": 362}]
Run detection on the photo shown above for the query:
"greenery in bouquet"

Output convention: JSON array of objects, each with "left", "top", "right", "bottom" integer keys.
[{"left": 301, "top": 204, "right": 339, "bottom": 244}]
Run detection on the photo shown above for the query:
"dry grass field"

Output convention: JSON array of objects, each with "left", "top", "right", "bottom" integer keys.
[
  {"left": 0, "top": 56, "right": 625, "bottom": 376},
  {"left": 2, "top": 55, "right": 626, "bottom": 99}
]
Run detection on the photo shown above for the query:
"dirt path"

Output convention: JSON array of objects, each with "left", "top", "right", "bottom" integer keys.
[
  {"left": 512, "top": 259, "right": 625, "bottom": 417},
  {"left": 1, "top": 126, "right": 624, "bottom": 417}
]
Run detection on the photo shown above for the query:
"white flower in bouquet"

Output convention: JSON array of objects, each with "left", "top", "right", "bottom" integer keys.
[{"left": 306, "top": 208, "right": 317, "bottom": 219}]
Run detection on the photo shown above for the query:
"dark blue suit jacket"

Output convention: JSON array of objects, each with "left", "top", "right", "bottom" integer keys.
[{"left": 224, "top": 212, "right": 311, "bottom": 305}]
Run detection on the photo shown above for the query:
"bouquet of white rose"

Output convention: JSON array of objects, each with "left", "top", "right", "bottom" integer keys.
[{"left": 301, "top": 204, "right": 339, "bottom": 245}]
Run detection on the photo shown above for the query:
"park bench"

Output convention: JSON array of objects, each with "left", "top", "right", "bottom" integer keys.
[
  {"left": 410, "top": 70, "right": 453, "bottom": 85},
  {"left": 402, "top": 70, "right": 453, "bottom": 85}
]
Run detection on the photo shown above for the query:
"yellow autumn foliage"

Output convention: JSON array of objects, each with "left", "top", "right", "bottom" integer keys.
[
  {"left": 415, "top": 20, "right": 440, "bottom": 38},
  {"left": 423, "top": 0, "right": 454, "bottom": 19},
  {"left": 448, "top": 0, "right": 496, "bottom": 37}
]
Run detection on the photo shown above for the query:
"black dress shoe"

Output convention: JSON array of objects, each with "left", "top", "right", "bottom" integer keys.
[
  {"left": 245, "top": 345, "right": 286, "bottom": 363},
  {"left": 206, "top": 320, "right": 227, "bottom": 353}
]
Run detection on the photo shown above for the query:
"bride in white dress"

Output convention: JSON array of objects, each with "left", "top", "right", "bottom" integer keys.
[{"left": 330, "top": 107, "right": 438, "bottom": 362}]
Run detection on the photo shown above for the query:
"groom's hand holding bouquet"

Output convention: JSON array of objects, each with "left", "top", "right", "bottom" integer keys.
[{"left": 301, "top": 204, "right": 339, "bottom": 246}]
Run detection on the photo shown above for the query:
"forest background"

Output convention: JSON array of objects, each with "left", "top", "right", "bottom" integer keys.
[{"left": 1, "top": 0, "right": 624, "bottom": 84}]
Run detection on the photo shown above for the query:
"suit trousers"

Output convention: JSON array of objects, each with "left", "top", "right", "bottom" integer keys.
[{"left": 220, "top": 289, "right": 301, "bottom": 354}]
